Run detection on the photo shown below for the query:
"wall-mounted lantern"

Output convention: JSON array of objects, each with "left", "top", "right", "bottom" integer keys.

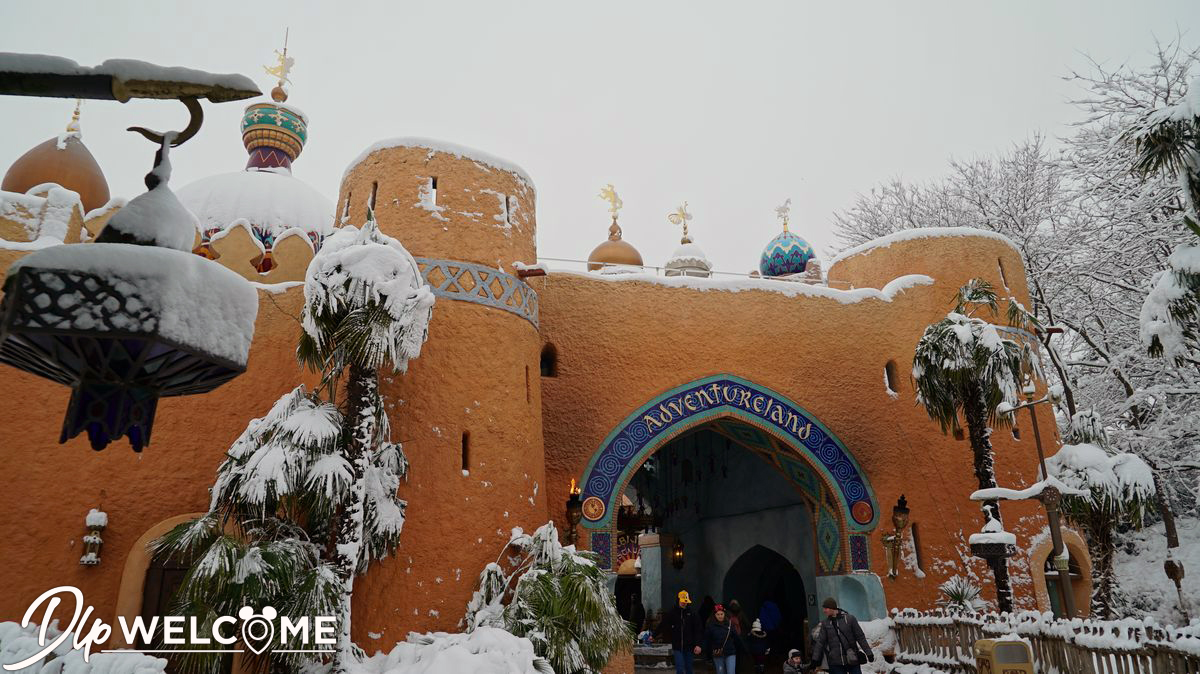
[
  {"left": 671, "top": 540, "right": 685, "bottom": 570},
  {"left": 79, "top": 508, "right": 107, "bottom": 566},
  {"left": 564, "top": 479, "right": 583, "bottom": 545},
  {"left": 882, "top": 495, "right": 911, "bottom": 578}
]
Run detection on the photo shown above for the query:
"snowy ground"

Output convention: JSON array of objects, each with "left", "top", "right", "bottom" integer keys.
[{"left": 1112, "top": 516, "right": 1200, "bottom": 625}]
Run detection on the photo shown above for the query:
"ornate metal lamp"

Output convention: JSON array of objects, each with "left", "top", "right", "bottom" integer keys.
[
  {"left": 0, "top": 53, "right": 261, "bottom": 452},
  {"left": 882, "top": 495, "right": 911, "bottom": 578},
  {"left": 564, "top": 479, "right": 583, "bottom": 545},
  {"left": 671, "top": 540, "right": 685, "bottom": 570}
]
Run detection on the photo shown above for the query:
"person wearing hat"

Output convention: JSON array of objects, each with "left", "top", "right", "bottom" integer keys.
[
  {"left": 783, "top": 648, "right": 807, "bottom": 673},
  {"left": 701, "top": 604, "right": 744, "bottom": 674},
  {"left": 807, "top": 598, "right": 873, "bottom": 673},
  {"left": 654, "top": 590, "right": 702, "bottom": 674},
  {"left": 744, "top": 618, "right": 771, "bottom": 673}
]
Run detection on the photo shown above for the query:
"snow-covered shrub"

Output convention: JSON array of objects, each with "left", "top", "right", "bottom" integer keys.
[
  {"left": 0, "top": 621, "right": 167, "bottom": 673},
  {"left": 937, "top": 576, "right": 986, "bottom": 614},
  {"left": 464, "top": 523, "right": 631, "bottom": 674},
  {"left": 323, "top": 627, "right": 552, "bottom": 674}
]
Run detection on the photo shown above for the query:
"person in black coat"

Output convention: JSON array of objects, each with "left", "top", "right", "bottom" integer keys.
[
  {"left": 807, "top": 598, "right": 874, "bottom": 674},
  {"left": 702, "top": 604, "right": 745, "bottom": 674},
  {"left": 654, "top": 590, "right": 702, "bottom": 674}
]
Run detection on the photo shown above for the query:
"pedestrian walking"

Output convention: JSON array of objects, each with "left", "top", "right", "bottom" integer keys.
[
  {"left": 702, "top": 604, "right": 744, "bottom": 674},
  {"left": 744, "top": 619, "right": 770, "bottom": 673},
  {"left": 807, "top": 598, "right": 874, "bottom": 674},
  {"left": 654, "top": 590, "right": 702, "bottom": 674}
]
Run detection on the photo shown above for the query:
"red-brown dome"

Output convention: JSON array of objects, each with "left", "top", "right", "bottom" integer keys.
[{"left": 2, "top": 134, "right": 110, "bottom": 212}]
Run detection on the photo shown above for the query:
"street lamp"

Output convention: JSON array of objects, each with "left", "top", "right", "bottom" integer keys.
[
  {"left": 882, "top": 495, "right": 911, "bottom": 578},
  {"left": 1002, "top": 382, "right": 1077, "bottom": 618}
]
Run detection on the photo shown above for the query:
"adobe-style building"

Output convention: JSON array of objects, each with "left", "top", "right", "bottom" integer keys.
[{"left": 0, "top": 84, "right": 1091, "bottom": 664}]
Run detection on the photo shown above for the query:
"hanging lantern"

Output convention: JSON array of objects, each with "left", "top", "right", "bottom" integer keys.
[
  {"left": 672, "top": 539, "right": 685, "bottom": 570},
  {"left": 79, "top": 508, "right": 107, "bottom": 566}
]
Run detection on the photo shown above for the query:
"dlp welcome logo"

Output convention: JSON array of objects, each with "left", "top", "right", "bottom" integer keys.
[{"left": 4, "top": 586, "right": 336, "bottom": 670}]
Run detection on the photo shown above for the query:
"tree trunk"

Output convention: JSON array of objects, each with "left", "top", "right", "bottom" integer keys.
[
  {"left": 1087, "top": 508, "right": 1117, "bottom": 619},
  {"left": 963, "top": 380, "right": 1014, "bottom": 614},
  {"left": 332, "top": 364, "right": 377, "bottom": 673}
]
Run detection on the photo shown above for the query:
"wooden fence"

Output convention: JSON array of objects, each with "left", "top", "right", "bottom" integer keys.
[{"left": 889, "top": 609, "right": 1200, "bottom": 674}]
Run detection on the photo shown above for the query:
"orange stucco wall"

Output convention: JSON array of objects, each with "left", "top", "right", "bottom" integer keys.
[{"left": 0, "top": 141, "right": 1068, "bottom": 657}]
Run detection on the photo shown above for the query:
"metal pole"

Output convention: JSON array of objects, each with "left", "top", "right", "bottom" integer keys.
[{"left": 1026, "top": 393, "right": 1076, "bottom": 618}]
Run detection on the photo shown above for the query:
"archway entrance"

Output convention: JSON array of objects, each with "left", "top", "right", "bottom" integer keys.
[
  {"left": 578, "top": 375, "right": 887, "bottom": 626},
  {"left": 724, "top": 545, "right": 807, "bottom": 658}
]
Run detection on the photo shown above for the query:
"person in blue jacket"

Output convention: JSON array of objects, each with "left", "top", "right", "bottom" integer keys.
[{"left": 702, "top": 604, "right": 745, "bottom": 674}]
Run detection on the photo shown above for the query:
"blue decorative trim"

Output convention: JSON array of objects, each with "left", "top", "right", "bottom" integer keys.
[
  {"left": 579, "top": 375, "right": 878, "bottom": 533},
  {"left": 414, "top": 258, "right": 538, "bottom": 327}
]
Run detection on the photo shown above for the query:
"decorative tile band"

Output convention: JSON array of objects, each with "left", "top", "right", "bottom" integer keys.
[{"left": 414, "top": 258, "right": 539, "bottom": 328}]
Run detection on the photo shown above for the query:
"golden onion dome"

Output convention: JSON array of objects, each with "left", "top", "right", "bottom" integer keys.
[
  {"left": 2, "top": 132, "right": 110, "bottom": 213},
  {"left": 587, "top": 219, "right": 643, "bottom": 271}
]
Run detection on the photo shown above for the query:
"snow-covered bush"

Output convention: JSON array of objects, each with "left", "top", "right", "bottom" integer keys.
[
  {"left": 937, "top": 576, "right": 987, "bottom": 614},
  {"left": 464, "top": 523, "right": 630, "bottom": 674},
  {"left": 322, "top": 627, "right": 552, "bottom": 674},
  {"left": 0, "top": 621, "right": 166, "bottom": 674}
]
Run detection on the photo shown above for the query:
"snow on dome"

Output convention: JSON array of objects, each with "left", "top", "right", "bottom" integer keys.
[
  {"left": 665, "top": 242, "right": 713, "bottom": 277},
  {"left": 178, "top": 169, "right": 334, "bottom": 248},
  {"left": 828, "top": 227, "right": 1022, "bottom": 268},
  {"left": 345, "top": 137, "right": 535, "bottom": 191},
  {"left": 759, "top": 230, "right": 815, "bottom": 277}
]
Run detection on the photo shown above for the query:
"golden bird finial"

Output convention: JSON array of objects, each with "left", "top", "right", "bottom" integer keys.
[
  {"left": 667, "top": 201, "right": 693, "bottom": 243},
  {"left": 775, "top": 198, "right": 792, "bottom": 232},
  {"left": 263, "top": 28, "right": 294, "bottom": 102},
  {"left": 598, "top": 184, "right": 623, "bottom": 220}
]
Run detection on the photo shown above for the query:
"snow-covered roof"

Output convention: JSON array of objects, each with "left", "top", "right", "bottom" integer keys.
[
  {"left": 828, "top": 227, "right": 1022, "bottom": 268},
  {"left": 550, "top": 267, "right": 934, "bottom": 304},
  {"left": 0, "top": 52, "right": 258, "bottom": 102},
  {"left": 177, "top": 169, "right": 334, "bottom": 240},
  {"left": 343, "top": 137, "right": 535, "bottom": 190},
  {"left": 666, "top": 242, "right": 712, "bottom": 270}
]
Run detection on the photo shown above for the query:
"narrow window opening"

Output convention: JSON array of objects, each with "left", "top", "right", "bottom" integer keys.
[
  {"left": 953, "top": 427, "right": 965, "bottom": 441},
  {"left": 911, "top": 523, "right": 924, "bottom": 571},
  {"left": 884, "top": 360, "right": 898, "bottom": 394},
  {"left": 998, "top": 257, "right": 1009, "bottom": 288},
  {"left": 431, "top": 176, "right": 438, "bottom": 206},
  {"left": 506, "top": 196, "right": 516, "bottom": 225},
  {"left": 540, "top": 344, "right": 557, "bottom": 377},
  {"left": 525, "top": 365, "right": 530, "bottom": 403},
  {"left": 342, "top": 191, "right": 352, "bottom": 220},
  {"left": 461, "top": 431, "right": 470, "bottom": 473},
  {"left": 367, "top": 181, "right": 378, "bottom": 217},
  {"left": 1012, "top": 425, "right": 1021, "bottom": 440}
]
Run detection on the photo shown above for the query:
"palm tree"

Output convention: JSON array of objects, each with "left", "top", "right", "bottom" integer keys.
[
  {"left": 464, "top": 523, "right": 630, "bottom": 674},
  {"left": 912, "top": 279, "right": 1039, "bottom": 613},
  {"left": 1046, "top": 410, "right": 1154, "bottom": 619},
  {"left": 156, "top": 211, "right": 435, "bottom": 674}
]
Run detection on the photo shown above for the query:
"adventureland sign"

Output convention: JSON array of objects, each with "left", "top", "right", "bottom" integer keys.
[{"left": 639, "top": 381, "right": 814, "bottom": 440}]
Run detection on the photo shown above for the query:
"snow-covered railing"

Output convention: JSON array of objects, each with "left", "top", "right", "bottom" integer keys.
[{"left": 889, "top": 608, "right": 1200, "bottom": 674}]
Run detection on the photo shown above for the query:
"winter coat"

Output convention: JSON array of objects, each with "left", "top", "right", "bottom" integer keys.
[
  {"left": 809, "top": 610, "right": 873, "bottom": 668},
  {"left": 656, "top": 605, "right": 702, "bottom": 652},
  {"left": 744, "top": 632, "right": 770, "bottom": 657},
  {"left": 759, "top": 600, "right": 782, "bottom": 631},
  {"left": 782, "top": 662, "right": 806, "bottom": 674},
  {"left": 702, "top": 618, "right": 744, "bottom": 657}
]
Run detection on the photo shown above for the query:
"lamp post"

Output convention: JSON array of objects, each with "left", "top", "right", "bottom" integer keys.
[
  {"left": 1006, "top": 383, "right": 1076, "bottom": 619},
  {"left": 565, "top": 479, "right": 583, "bottom": 546},
  {"left": 882, "top": 495, "right": 911, "bottom": 578}
]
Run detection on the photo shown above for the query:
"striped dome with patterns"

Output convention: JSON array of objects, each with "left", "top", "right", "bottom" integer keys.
[{"left": 759, "top": 230, "right": 815, "bottom": 277}]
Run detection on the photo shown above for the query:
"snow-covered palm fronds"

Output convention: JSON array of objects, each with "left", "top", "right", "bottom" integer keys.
[
  {"left": 299, "top": 211, "right": 435, "bottom": 378},
  {"left": 464, "top": 523, "right": 631, "bottom": 674},
  {"left": 937, "top": 576, "right": 987, "bottom": 614},
  {"left": 1047, "top": 441, "right": 1155, "bottom": 515}
]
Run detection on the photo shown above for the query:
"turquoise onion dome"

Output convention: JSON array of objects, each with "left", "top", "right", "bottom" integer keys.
[{"left": 759, "top": 228, "right": 815, "bottom": 277}]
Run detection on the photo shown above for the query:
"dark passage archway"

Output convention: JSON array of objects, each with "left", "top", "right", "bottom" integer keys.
[{"left": 723, "top": 544, "right": 807, "bottom": 655}]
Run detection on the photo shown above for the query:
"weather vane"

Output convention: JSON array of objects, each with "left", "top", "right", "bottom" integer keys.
[
  {"left": 263, "top": 28, "right": 294, "bottom": 99},
  {"left": 667, "top": 202, "right": 693, "bottom": 243},
  {"left": 598, "top": 183, "right": 623, "bottom": 220},
  {"left": 775, "top": 198, "right": 792, "bottom": 231}
]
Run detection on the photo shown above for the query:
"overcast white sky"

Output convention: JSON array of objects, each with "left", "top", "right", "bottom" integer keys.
[{"left": 2, "top": 1, "right": 1197, "bottom": 273}]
